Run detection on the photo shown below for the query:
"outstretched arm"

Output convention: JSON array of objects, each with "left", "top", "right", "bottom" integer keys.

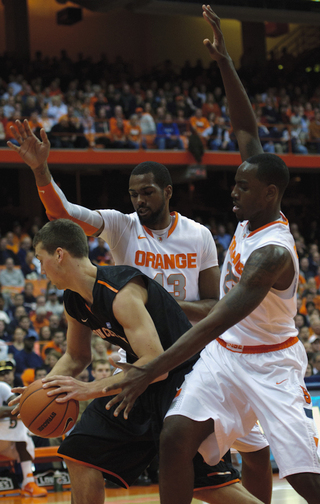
[
  {"left": 203, "top": 4, "right": 263, "bottom": 160},
  {"left": 7, "top": 119, "right": 104, "bottom": 236}
]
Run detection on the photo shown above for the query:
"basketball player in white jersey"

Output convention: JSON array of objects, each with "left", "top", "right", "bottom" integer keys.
[
  {"left": 8, "top": 5, "right": 272, "bottom": 502},
  {"left": 105, "top": 152, "right": 320, "bottom": 504},
  {"left": 0, "top": 371, "right": 47, "bottom": 497}
]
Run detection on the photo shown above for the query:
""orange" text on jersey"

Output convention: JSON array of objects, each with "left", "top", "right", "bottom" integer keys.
[
  {"left": 229, "top": 236, "right": 244, "bottom": 275},
  {"left": 135, "top": 251, "right": 197, "bottom": 269}
]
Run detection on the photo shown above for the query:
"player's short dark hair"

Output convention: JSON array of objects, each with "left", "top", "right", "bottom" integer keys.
[
  {"left": 246, "top": 153, "right": 290, "bottom": 196},
  {"left": 131, "top": 161, "right": 172, "bottom": 189},
  {"left": 33, "top": 219, "right": 89, "bottom": 258}
]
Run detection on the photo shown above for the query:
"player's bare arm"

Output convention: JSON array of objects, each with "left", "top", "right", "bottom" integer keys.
[
  {"left": 7, "top": 119, "right": 104, "bottom": 236},
  {"left": 178, "top": 265, "right": 220, "bottom": 321},
  {"left": 202, "top": 4, "right": 263, "bottom": 160},
  {"left": 104, "top": 244, "right": 294, "bottom": 418},
  {"left": 112, "top": 276, "right": 168, "bottom": 376}
]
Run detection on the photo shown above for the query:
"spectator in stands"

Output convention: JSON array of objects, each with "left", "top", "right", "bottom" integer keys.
[
  {"left": 126, "top": 114, "right": 145, "bottom": 149},
  {"left": 17, "top": 236, "right": 33, "bottom": 268},
  {"left": 214, "top": 224, "right": 232, "bottom": 251},
  {"left": 204, "top": 116, "right": 236, "bottom": 151},
  {"left": 109, "top": 117, "right": 130, "bottom": 148},
  {"left": 48, "top": 313, "right": 62, "bottom": 335},
  {"left": 300, "top": 256, "right": 315, "bottom": 282},
  {"left": 14, "top": 334, "right": 43, "bottom": 376},
  {"left": 21, "top": 250, "right": 39, "bottom": 279},
  {"left": 34, "top": 366, "right": 48, "bottom": 380},
  {"left": 18, "top": 315, "right": 39, "bottom": 340},
  {"left": 155, "top": 112, "right": 183, "bottom": 150},
  {"left": 41, "top": 330, "right": 65, "bottom": 361},
  {"left": 0, "top": 237, "right": 18, "bottom": 265},
  {"left": 6, "top": 293, "right": 25, "bottom": 320},
  {"left": 308, "top": 110, "right": 320, "bottom": 153},
  {"left": 0, "top": 257, "right": 25, "bottom": 289},
  {"left": 38, "top": 325, "right": 52, "bottom": 342},
  {"left": 0, "top": 358, "right": 23, "bottom": 388},
  {"left": 44, "top": 289, "right": 64, "bottom": 317},
  {"left": 91, "top": 336, "right": 112, "bottom": 361},
  {"left": 45, "top": 349, "right": 62, "bottom": 372},
  {"left": 290, "top": 116, "right": 309, "bottom": 154},
  {"left": 7, "top": 306, "right": 28, "bottom": 335},
  {"left": 310, "top": 334, "right": 320, "bottom": 355},
  {"left": 46, "top": 95, "right": 67, "bottom": 125},
  {"left": 89, "top": 238, "right": 113, "bottom": 266},
  {"left": 93, "top": 107, "right": 111, "bottom": 148},
  {"left": 189, "top": 108, "right": 210, "bottom": 144},
  {"left": 136, "top": 106, "right": 156, "bottom": 136},
  {"left": 30, "top": 307, "right": 50, "bottom": 334},
  {"left": 8, "top": 326, "right": 27, "bottom": 360},
  {"left": 91, "top": 359, "right": 112, "bottom": 380}
]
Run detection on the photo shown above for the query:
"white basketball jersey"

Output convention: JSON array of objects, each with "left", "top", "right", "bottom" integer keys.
[
  {"left": 218, "top": 212, "right": 299, "bottom": 347},
  {"left": 0, "top": 382, "right": 34, "bottom": 457},
  {"left": 99, "top": 210, "right": 218, "bottom": 302}
]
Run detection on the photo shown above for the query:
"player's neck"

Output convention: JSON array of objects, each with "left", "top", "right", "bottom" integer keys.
[
  {"left": 248, "top": 208, "right": 281, "bottom": 232},
  {"left": 68, "top": 259, "right": 97, "bottom": 305},
  {"left": 147, "top": 212, "right": 172, "bottom": 231}
]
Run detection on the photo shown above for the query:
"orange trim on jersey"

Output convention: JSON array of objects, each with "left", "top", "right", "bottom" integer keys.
[
  {"left": 217, "top": 336, "right": 299, "bottom": 354},
  {"left": 142, "top": 212, "right": 179, "bottom": 239},
  {"left": 193, "top": 478, "right": 240, "bottom": 491},
  {"left": 85, "top": 304, "right": 93, "bottom": 313},
  {"left": 314, "top": 437, "right": 319, "bottom": 447},
  {"left": 58, "top": 454, "right": 129, "bottom": 488},
  {"left": 37, "top": 182, "right": 99, "bottom": 236},
  {"left": 167, "top": 211, "right": 179, "bottom": 237},
  {"left": 247, "top": 212, "right": 289, "bottom": 238},
  {"left": 97, "top": 280, "right": 119, "bottom": 293},
  {"left": 143, "top": 226, "right": 154, "bottom": 237}
]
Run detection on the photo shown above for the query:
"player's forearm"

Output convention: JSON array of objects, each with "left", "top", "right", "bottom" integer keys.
[
  {"left": 33, "top": 161, "right": 52, "bottom": 187},
  {"left": 217, "top": 57, "right": 262, "bottom": 158},
  {"left": 47, "top": 352, "right": 89, "bottom": 379},
  {"left": 178, "top": 298, "right": 218, "bottom": 323},
  {"left": 35, "top": 173, "right": 103, "bottom": 236}
]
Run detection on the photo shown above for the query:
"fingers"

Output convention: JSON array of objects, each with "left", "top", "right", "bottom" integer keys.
[
  {"left": 105, "top": 394, "right": 133, "bottom": 420},
  {"left": 7, "top": 140, "right": 20, "bottom": 152},
  {"left": 40, "top": 127, "right": 50, "bottom": 145}
]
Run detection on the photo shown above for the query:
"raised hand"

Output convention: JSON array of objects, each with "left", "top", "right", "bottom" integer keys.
[
  {"left": 202, "top": 4, "right": 230, "bottom": 62},
  {"left": 7, "top": 119, "right": 50, "bottom": 170}
]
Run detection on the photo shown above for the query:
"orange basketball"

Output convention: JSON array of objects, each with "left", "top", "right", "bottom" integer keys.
[{"left": 19, "top": 379, "right": 79, "bottom": 438}]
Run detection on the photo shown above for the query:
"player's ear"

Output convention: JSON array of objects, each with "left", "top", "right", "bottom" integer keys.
[
  {"left": 56, "top": 247, "right": 64, "bottom": 263},
  {"left": 265, "top": 184, "right": 277, "bottom": 202},
  {"left": 165, "top": 185, "right": 173, "bottom": 201}
]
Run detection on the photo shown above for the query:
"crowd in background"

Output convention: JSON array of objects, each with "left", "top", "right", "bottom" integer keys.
[{"left": 0, "top": 49, "right": 320, "bottom": 157}]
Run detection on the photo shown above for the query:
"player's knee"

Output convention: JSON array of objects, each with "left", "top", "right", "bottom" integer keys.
[{"left": 160, "top": 416, "right": 196, "bottom": 460}]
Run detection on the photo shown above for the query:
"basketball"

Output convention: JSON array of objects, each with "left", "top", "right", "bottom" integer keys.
[{"left": 19, "top": 379, "right": 79, "bottom": 438}]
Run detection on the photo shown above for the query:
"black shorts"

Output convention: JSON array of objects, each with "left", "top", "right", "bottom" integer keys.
[{"left": 58, "top": 369, "right": 239, "bottom": 489}]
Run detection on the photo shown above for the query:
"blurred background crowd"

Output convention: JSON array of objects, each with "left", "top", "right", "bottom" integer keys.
[{"left": 1, "top": 48, "right": 320, "bottom": 156}]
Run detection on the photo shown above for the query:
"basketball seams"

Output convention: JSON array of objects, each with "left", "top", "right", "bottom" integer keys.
[
  {"left": 19, "top": 380, "right": 79, "bottom": 437},
  {"left": 20, "top": 384, "right": 44, "bottom": 409},
  {"left": 27, "top": 394, "right": 65, "bottom": 430},
  {"left": 45, "top": 399, "right": 78, "bottom": 437}
]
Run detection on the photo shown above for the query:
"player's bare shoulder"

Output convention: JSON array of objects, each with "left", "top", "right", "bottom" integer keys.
[{"left": 243, "top": 245, "right": 294, "bottom": 291}]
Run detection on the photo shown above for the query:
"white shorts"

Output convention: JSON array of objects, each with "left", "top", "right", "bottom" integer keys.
[
  {"left": 0, "top": 419, "right": 34, "bottom": 460},
  {"left": 166, "top": 339, "right": 320, "bottom": 479}
]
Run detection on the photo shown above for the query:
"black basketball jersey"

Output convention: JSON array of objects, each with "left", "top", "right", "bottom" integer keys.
[{"left": 64, "top": 265, "right": 197, "bottom": 366}]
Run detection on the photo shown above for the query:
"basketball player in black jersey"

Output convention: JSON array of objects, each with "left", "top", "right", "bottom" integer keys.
[{"left": 11, "top": 219, "right": 262, "bottom": 504}]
